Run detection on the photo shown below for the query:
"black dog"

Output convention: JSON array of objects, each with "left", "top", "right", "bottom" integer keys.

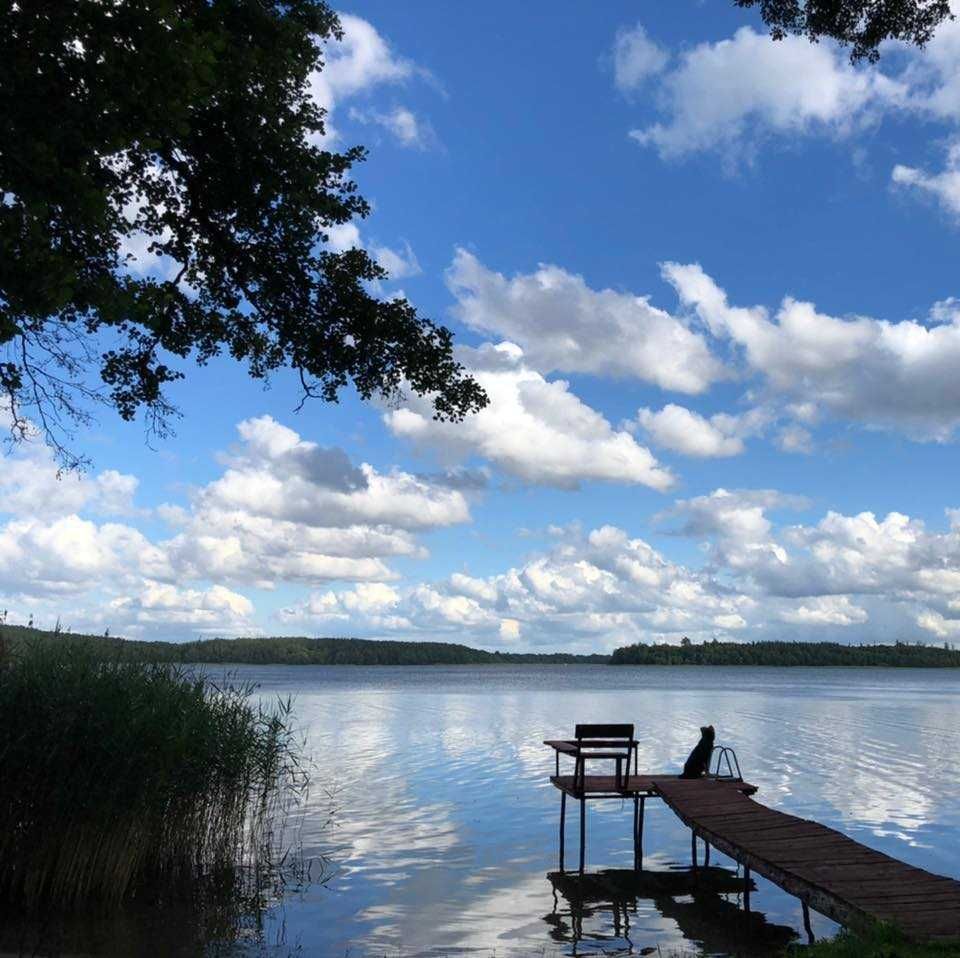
[{"left": 679, "top": 725, "right": 715, "bottom": 779}]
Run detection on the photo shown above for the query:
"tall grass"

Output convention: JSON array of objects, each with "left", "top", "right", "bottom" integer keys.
[
  {"left": 790, "top": 924, "right": 960, "bottom": 957},
  {"left": 0, "top": 638, "right": 307, "bottom": 910}
]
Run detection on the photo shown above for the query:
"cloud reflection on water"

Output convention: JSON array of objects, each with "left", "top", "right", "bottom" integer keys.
[{"left": 233, "top": 664, "right": 960, "bottom": 956}]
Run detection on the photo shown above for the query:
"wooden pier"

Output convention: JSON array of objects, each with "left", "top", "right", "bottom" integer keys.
[
  {"left": 546, "top": 726, "right": 960, "bottom": 942},
  {"left": 657, "top": 777, "right": 960, "bottom": 942}
]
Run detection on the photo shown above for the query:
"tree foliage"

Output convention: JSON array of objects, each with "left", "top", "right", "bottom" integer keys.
[
  {"left": 735, "top": 0, "right": 953, "bottom": 61},
  {"left": 0, "top": 0, "right": 486, "bottom": 467},
  {"left": 611, "top": 638, "right": 960, "bottom": 667},
  {"left": 0, "top": 626, "right": 612, "bottom": 665}
]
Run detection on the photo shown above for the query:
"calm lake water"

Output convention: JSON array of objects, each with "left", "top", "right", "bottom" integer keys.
[{"left": 8, "top": 665, "right": 960, "bottom": 956}]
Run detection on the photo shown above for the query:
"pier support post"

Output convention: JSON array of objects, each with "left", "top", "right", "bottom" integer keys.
[
  {"left": 744, "top": 866, "right": 751, "bottom": 913},
  {"left": 559, "top": 791, "right": 566, "bottom": 872},
  {"left": 704, "top": 841, "right": 711, "bottom": 867},
  {"left": 691, "top": 830, "right": 698, "bottom": 871},
  {"left": 633, "top": 796, "right": 645, "bottom": 870},
  {"left": 802, "top": 901, "right": 815, "bottom": 944},
  {"left": 579, "top": 797, "right": 586, "bottom": 875}
]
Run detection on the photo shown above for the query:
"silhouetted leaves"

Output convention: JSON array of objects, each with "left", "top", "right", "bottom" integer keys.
[
  {"left": 735, "top": 0, "right": 953, "bottom": 61},
  {"left": 0, "top": 0, "right": 486, "bottom": 468}
]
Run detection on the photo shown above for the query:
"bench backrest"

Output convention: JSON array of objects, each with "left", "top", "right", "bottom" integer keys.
[{"left": 575, "top": 723, "right": 634, "bottom": 741}]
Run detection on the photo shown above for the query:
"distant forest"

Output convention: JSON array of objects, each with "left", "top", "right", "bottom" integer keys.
[
  {"left": 610, "top": 639, "right": 960, "bottom": 668},
  {"left": 2, "top": 624, "right": 959, "bottom": 667},
  {"left": 0, "top": 626, "right": 607, "bottom": 665}
]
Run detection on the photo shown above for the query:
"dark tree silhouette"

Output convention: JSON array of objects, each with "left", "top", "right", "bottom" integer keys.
[
  {"left": 735, "top": 0, "right": 953, "bottom": 61},
  {"left": 0, "top": 0, "right": 486, "bottom": 468}
]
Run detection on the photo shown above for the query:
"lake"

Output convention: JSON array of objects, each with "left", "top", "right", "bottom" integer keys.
[{"left": 8, "top": 664, "right": 960, "bottom": 956}]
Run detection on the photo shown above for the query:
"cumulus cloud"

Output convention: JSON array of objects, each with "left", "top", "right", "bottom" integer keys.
[
  {"left": 612, "top": 23, "right": 669, "bottom": 92},
  {"left": 205, "top": 415, "right": 469, "bottom": 531},
  {"left": 664, "top": 491, "right": 960, "bottom": 635},
  {"left": 776, "top": 424, "right": 815, "bottom": 455},
  {"left": 779, "top": 595, "right": 868, "bottom": 626},
  {"left": 446, "top": 248, "right": 726, "bottom": 392},
  {"left": 630, "top": 26, "right": 904, "bottom": 161},
  {"left": 898, "top": 12, "right": 960, "bottom": 123},
  {"left": 281, "top": 522, "right": 754, "bottom": 649},
  {"left": 657, "top": 488, "right": 806, "bottom": 565},
  {"left": 309, "top": 14, "right": 425, "bottom": 144},
  {"left": 0, "top": 515, "right": 169, "bottom": 597},
  {"left": 616, "top": 6, "right": 960, "bottom": 230},
  {"left": 0, "top": 416, "right": 476, "bottom": 637},
  {"left": 290, "top": 500, "right": 957, "bottom": 648},
  {"left": 893, "top": 140, "right": 960, "bottom": 218},
  {"left": 109, "top": 582, "right": 255, "bottom": 633},
  {"left": 0, "top": 458, "right": 139, "bottom": 520},
  {"left": 155, "top": 415, "right": 472, "bottom": 588},
  {"left": 349, "top": 105, "right": 436, "bottom": 149},
  {"left": 371, "top": 238, "right": 422, "bottom": 279},
  {"left": 664, "top": 261, "right": 960, "bottom": 440},
  {"left": 634, "top": 403, "right": 770, "bottom": 457},
  {"left": 384, "top": 342, "right": 674, "bottom": 490},
  {"left": 324, "top": 218, "right": 421, "bottom": 285}
]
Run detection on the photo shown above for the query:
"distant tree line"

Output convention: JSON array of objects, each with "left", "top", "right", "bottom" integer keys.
[
  {"left": 0, "top": 626, "right": 608, "bottom": 666},
  {"left": 610, "top": 639, "right": 960, "bottom": 668},
  {"left": 129, "top": 635, "right": 610, "bottom": 666},
  {"left": 4, "top": 624, "right": 960, "bottom": 667}
]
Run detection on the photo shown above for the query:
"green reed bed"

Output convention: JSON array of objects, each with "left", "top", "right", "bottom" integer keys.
[
  {"left": 0, "top": 638, "right": 306, "bottom": 910},
  {"left": 788, "top": 924, "right": 960, "bottom": 957}
]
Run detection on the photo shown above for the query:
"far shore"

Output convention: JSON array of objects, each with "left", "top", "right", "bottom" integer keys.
[{"left": 3, "top": 626, "right": 960, "bottom": 669}]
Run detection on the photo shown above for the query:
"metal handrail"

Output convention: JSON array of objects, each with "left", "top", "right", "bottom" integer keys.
[{"left": 710, "top": 745, "right": 743, "bottom": 781}]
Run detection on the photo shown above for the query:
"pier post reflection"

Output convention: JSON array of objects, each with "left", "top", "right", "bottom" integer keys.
[{"left": 545, "top": 867, "right": 798, "bottom": 955}]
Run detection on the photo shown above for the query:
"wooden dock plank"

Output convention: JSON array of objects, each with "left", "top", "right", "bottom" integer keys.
[
  {"left": 654, "top": 778, "right": 960, "bottom": 942},
  {"left": 550, "top": 773, "right": 757, "bottom": 798}
]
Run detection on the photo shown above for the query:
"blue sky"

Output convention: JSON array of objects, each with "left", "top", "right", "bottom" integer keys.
[{"left": 5, "top": 1, "right": 960, "bottom": 649}]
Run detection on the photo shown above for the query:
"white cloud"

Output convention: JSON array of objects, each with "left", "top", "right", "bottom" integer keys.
[
  {"left": 349, "top": 105, "right": 435, "bottom": 149},
  {"left": 634, "top": 403, "right": 766, "bottom": 457},
  {"left": 324, "top": 220, "right": 421, "bottom": 285},
  {"left": 664, "top": 261, "right": 960, "bottom": 440},
  {"left": 780, "top": 595, "right": 868, "bottom": 626},
  {"left": 446, "top": 249, "right": 725, "bottom": 393},
  {"left": 917, "top": 610, "right": 960, "bottom": 637},
  {"left": 156, "top": 415, "right": 472, "bottom": 588},
  {"left": 0, "top": 416, "right": 476, "bottom": 636},
  {"left": 384, "top": 342, "right": 674, "bottom": 490},
  {"left": 630, "top": 27, "right": 903, "bottom": 161},
  {"left": 281, "top": 522, "right": 753, "bottom": 649},
  {"left": 0, "top": 432, "right": 139, "bottom": 519},
  {"left": 309, "top": 14, "right": 420, "bottom": 142},
  {"left": 776, "top": 424, "right": 815, "bottom": 455},
  {"left": 204, "top": 415, "right": 470, "bottom": 531},
  {"left": 899, "top": 12, "right": 960, "bottom": 122},
  {"left": 0, "top": 515, "right": 170, "bottom": 596},
  {"left": 658, "top": 488, "right": 803, "bottom": 567},
  {"left": 326, "top": 221, "right": 362, "bottom": 253},
  {"left": 664, "top": 492, "right": 960, "bottom": 624},
  {"left": 109, "top": 582, "right": 255, "bottom": 633},
  {"left": 893, "top": 140, "right": 960, "bottom": 218},
  {"left": 616, "top": 5, "right": 960, "bottom": 229},
  {"left": 613, "top": 23, "right": 669, "bottom": 92},
  {"left": 371, "top": 239, "right": 422, "bottom": 279}
]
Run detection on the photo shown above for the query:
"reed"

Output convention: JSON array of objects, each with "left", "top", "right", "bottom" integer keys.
[
  {"left": 0, "top": 637, "right": 306, "bottom": 910},
  {"left": 791, "top": 924, "right": 960, "bottom": 957}
]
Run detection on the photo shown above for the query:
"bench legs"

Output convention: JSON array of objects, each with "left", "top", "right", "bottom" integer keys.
[{"left": 579, "top": 797, "right": 586, "bottom": 874}]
